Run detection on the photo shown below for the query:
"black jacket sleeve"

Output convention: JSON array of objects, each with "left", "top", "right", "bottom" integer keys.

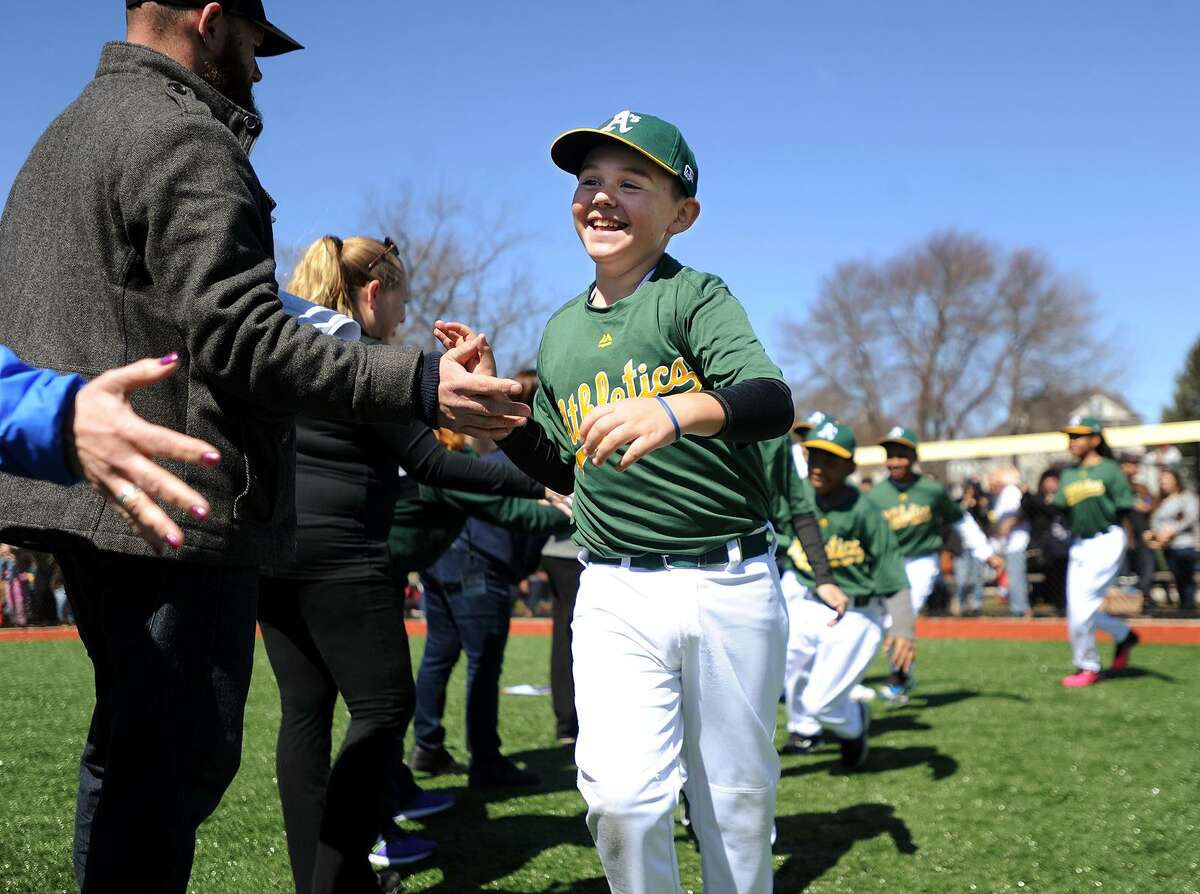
[
  {"left": 791, "top": 511, "right": 835, "bottom": 587},
  {"left": 497, "top": 420, "right": 576, "bottom": 495},
  {"left": 372, "top": 421, "right": 545, "bottom": 498},
  {"left": 705, "top": 378, "right": 794, "bottom": 442}
]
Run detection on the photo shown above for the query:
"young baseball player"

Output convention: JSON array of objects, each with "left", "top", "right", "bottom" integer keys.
[
  {"left": 782, "top": 419, "right": 915, "bottom": 765},
  {"left": 438, "top": 109, "right": 797, "bottom": 894},
  {"left": 867, "top": 426, "right": 1003, "bottom": 701},
  {"left": 1047, "top": 417, "right": 1139, "bottom": 687}
]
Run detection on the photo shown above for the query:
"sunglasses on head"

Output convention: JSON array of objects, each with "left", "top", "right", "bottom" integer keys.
[{"left": 366, "top": 237, "right": 399, "bottom": 271}]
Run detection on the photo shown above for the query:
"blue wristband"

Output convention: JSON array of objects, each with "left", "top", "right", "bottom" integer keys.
[{"left": 655, "top": 396, "right": 682, "bottom": 442}]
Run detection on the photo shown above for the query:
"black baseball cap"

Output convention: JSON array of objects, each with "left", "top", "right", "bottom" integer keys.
[{"left": 125, "top": 0, "right": 303, "bottom": 56}]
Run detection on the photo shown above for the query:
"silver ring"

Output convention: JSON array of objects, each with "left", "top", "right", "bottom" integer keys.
[{"left": 115, "top": 483, "right": 143, "bottom": 508}]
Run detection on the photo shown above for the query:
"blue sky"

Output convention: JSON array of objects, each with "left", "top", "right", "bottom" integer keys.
[{"left": 3, "top": 1, "right": 1197, "bottom": 421}]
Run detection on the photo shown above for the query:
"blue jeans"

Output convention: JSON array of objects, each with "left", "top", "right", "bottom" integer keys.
[
  {"left": 1165, "top": 547, "right": 1196, "bottom": 610},
  {"left": 1006, "top": 549, "right": 1029, "bottom": 616},
  {"left": 413, "top": 569, "right": 512, "bottom": 763},
  {"left": 954, "top": 554, "right": 984, "bottom": 611},
  {"left": 56, "top": 547, "right": 258, "bottom": 894}
]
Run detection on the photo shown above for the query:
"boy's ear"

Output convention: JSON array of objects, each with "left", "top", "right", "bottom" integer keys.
[{"left": 667, "top": 197, "right": 701, "bottom": 235}]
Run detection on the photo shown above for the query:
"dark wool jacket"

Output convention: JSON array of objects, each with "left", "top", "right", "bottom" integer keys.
[{"left": 0, "top": 43, "right": 436, "bottom": 564}]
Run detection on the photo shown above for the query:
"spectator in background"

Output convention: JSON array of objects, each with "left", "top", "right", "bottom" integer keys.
[
  {"left": 1147, "top": 468, "right": 1198, "bottom": 611},
  {"left": 1026, "top": 469, "right": 1071, "bottom": 613},
  {"left": 1120, "top": 451, "right": 1157, "bottom": 607},
  {"left": 989, "top": 467, "right": 1032, "bottom": 618},
  {"left": 953, "top": 480, "right": 990, "bottom": 615}
]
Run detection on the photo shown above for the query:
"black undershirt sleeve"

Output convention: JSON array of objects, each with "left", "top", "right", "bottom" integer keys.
[
  {"left": 704, "top": 378, "right": 794, "bottom": 442},
  {"left": 497, "top": 419, "right": 577, "bottom": 495},
  {"left": 791, "top": 510, "right": 835, "bottom": 588},
  {"left": 372, "top": 421, "right": 546, "bottom": 498}
]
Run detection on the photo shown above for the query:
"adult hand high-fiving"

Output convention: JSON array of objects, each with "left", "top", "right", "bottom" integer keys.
[{"left": 436, "top": 331, "right": 531, "bottom": 439}]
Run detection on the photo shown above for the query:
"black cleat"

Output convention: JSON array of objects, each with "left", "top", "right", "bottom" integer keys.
[
  {"left": 780, "top": 731, "right": 825, "bottom": 755},
  {"left": 839, "top": 703, "right": 871, "bottom": 770},
  {"left": 408, "top": 744, "right": 466, "bottom": 777},
  {"left": 1111, "top": 630, "right": 1140, "bottom": 671}
]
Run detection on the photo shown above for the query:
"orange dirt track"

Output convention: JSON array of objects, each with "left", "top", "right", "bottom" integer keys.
[{"left": 2, "top": 617, "right": 1199, "bottom": 644}]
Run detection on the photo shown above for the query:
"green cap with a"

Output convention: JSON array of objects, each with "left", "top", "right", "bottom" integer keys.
[
  {"left": 805, "top": 418, "right": 857, "bottom": 460},
  {"left": 551, "top": 110, "right": 699, "bottom": 197},
  {"left": 793, "top": 410, "right": 827, "bottom": 434},
  {"left": 1062, "top": 415, "right": 1103, "bottom": 436},
  {"left": 879, "top": 426, "right": 919, "bottom": 450}
]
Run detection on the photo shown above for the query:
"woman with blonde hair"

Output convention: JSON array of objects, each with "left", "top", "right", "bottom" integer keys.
[{"left": 258, "top": 235, "right": 551, "bottom": 894}]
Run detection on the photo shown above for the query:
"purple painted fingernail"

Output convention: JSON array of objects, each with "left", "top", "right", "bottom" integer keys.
[
  {"left": 160, "top": 352, "right": 180, "bottom": 366},
  {"left": 201, "top": 452, "right": 221, "bottom": 466},
  {"left": 165, "top": 532, "right": 183, "bottom": 549},
  {"left": 190, "top": 505, "right": 208, "bottom": 521}
]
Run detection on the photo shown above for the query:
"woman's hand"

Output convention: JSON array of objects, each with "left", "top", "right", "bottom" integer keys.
[
  {"left": 68, "top": 355, "right": 220, "bottom": 553},
  {"left": 541, "top": 488, "right": 573, "bottom": 519}
]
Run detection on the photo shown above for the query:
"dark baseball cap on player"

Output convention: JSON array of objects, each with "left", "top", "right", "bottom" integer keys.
[
  {"left": 551, "top": 110, "right": 699, "bottom": 198},
  {"left": 805, "top": 418, "right": 857, "bottom": 461},
  {"left": 125, "top": 0, "right": 303, "bottom": 56},
  {"left": 792, "top": 410, "right": 827, "bottom": 435},
  {"left": 1061, "top": 416, "right": 1103, "bottom": 436},
  {"left": 879, "top": 426, "right": 919, "bottom": 450}
]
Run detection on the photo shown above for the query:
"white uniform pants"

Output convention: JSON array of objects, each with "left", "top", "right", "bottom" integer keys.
[
  {"left": 1067, "top": 526, "right": 1130, "bottom": 672},
  {"left": 782, "top": 571, "right": 884, "bottom": 739},
  {"left": 904, "top": 554, "right": 940, "bottom": 615},
  {"left": 573, "top": 552, "right": 788, "bottom": 894}
]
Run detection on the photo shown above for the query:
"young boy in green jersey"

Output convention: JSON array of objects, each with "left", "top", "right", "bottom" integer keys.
[
  {"left": 867, "top": 426, "right": 1002, "bottom": 702},
  {"left": 1039, "top": 417, "right": 1139, "bottom": 687},
  {"left": 439, "top": 109, "right": 799, "bottom": 894},
  {"left": 784, "top": 419, "right": 916, "bottom": 766}
]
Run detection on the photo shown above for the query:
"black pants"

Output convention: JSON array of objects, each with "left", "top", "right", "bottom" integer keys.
[
  {"left": 542, "top": 557, "right": 580, "bottom": 740},
  {"left": 56, "top": 547, "right": 258, "bottom": 894},
  {"left": 412, "top": 571, "right": 511, "bottom": 763},
  {"left": 259, "top": 572, "right": 418, "bottom": 894},
  {"left": 1165, "top": 547, "right": 1196, "bottom": 610}
]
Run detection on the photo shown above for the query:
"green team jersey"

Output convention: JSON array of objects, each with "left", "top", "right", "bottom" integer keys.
[
  {"left": 1053, "top": 457, "right": 1134, "bottom": 539},
  {"left": 788, "top": 482, "right": 909, "bottom": 600},
  {"left": 533, "top": 253, "right": 783, "bottom": 558},
  {"left": 867, "top": 475, "right": 964, "bottom": 559},
  {"left": 758, "top": 435, "right": 814, "bottom": 568}
]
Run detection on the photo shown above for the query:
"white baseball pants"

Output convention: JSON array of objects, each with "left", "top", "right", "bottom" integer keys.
[
  {"left": 572, "top": 551, "right": 788, "bottom": 894},
  {"left": 782, "top": 571, "right": 884, "bottom": 739},
  {"left": 1067, "top": 526, "right": 1130, "bottom": 672},
  {"left": 903, "top": 554, "right": 940, "bottom": 615}
]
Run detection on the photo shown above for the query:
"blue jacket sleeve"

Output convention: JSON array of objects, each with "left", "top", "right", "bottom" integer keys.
[{"left": 0, "top": 345, "right": 85, "bottom": 485}]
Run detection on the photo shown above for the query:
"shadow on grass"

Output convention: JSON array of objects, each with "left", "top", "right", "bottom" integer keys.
[
  {"left": 782, "top": 744, "right": 959, "bottom": 780},
  {"left": 1103, "top": 666, "right": 1178, "bottom": 684},
  {"left": 867, "top": 713, "right": 933, "bottom": 737},
  {"left": 774, "top": 802, "right": 917, "bottom": 891}
]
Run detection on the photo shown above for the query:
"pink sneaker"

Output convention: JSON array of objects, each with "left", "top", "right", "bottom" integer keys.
[{"left": 1062, "top": 670, "right": 1102, "bottom": 688}]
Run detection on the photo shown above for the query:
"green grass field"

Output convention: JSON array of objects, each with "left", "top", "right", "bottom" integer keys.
[{"left": 0, "top": 635, "right": 1196, "bottom": 894}]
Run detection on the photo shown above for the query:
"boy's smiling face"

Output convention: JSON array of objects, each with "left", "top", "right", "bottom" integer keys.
[{"left": 572, "top": 142, "right": 699, "bottom": 271}]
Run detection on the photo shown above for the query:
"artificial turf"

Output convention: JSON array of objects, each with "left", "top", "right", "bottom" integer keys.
[{"left": 0, "top": 635, "right": 1195, "bottom": 893}]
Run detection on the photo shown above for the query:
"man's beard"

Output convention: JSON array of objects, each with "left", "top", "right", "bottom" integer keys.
[{"left": 200, "top": 39, "right": 260, "bottom": 116}]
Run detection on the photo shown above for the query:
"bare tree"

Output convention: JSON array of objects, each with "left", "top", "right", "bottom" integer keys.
[
  {"left": 277, "top": 187, "right": 547, "bottom": 375},
  {"left": 784, "top": 231, "right": 1107, "bottom": 441}
]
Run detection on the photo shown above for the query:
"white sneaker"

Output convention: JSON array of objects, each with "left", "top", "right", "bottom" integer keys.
[{"left": 850, "top": 684, "right": 876, "bottom": 703}]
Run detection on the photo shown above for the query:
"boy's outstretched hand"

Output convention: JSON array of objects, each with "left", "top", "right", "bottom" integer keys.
[{"left": 579, "top": 392, "right": 725, "bottom": 471}]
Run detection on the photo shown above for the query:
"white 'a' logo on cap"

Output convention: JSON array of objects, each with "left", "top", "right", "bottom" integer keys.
[
  {"left": 601, "top": 110, "right": 641, "bottom": 135},
  {"left": 888, "top": 426, "right": 904, "bottom": 439},
  {"left": 683, "top": 164, "right": 695, "bottom": 183},
  {"left": 816, "top": 422, "right": 839, "bottom": 441},
  {"left": 1069, "top": 415, "right": 1083, "bottom": 426}
]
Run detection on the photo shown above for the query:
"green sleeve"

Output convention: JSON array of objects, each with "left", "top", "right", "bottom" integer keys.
[
  {"left": 1107, "top": 461, "right": 1135, "bottom": 512},
  {"left": 677, "top": 277, "right": 782, "bottom": 388},
  {"left": 786, "top": 454, "right": 815, "bottom": 520},
  {"left": 433, "top": 486, "right": 572, "bottom": 536},
  {"left": 935, "top": 484, "right": 965, "bottom": 525},
  {"left": 531, "top": 337, "right": 579, "bottom": 466},
  {"left": 865, "top": 505, "right": 910, "bottom": 596},
  {"left": 1052, "top": 481, "right": 1067, "bottom": 509}
]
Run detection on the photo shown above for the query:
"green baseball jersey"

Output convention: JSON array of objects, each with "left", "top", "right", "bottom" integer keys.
[
  {"left": 758, "top": 435, "right": 814, "bottom": 569},
  {"left": 867, "top": 475, "right": 964, "bottom": 558},
  {"left": 533, "top": 253, "right": 783, "bottom": 558},
  {"left": 788, "top": 482, "right": 909, "bottom": 599},
  {"left": 1053, "top": 458, "right": 1134, "bottom": 539}
]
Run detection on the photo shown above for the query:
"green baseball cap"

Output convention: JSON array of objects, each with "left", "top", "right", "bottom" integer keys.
[
  {"left": 880, "top": 426, "right": 919, "bottom": 450},
  {"left": 805, "top": 418, "right": 857, "bottom": 460},
  {"left": 551, "top": 110, "right": 699, "bottom": 198},
  {"left": 1062, "top": 415, "right": 1103, "bottom": 435},
  {"left": 792, "top": 410, "right": 827, "bottom": 434}
]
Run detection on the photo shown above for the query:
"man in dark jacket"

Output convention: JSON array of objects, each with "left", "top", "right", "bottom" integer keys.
[{"left": 0, "top": 3, "right": 527, "bottom": 891}]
